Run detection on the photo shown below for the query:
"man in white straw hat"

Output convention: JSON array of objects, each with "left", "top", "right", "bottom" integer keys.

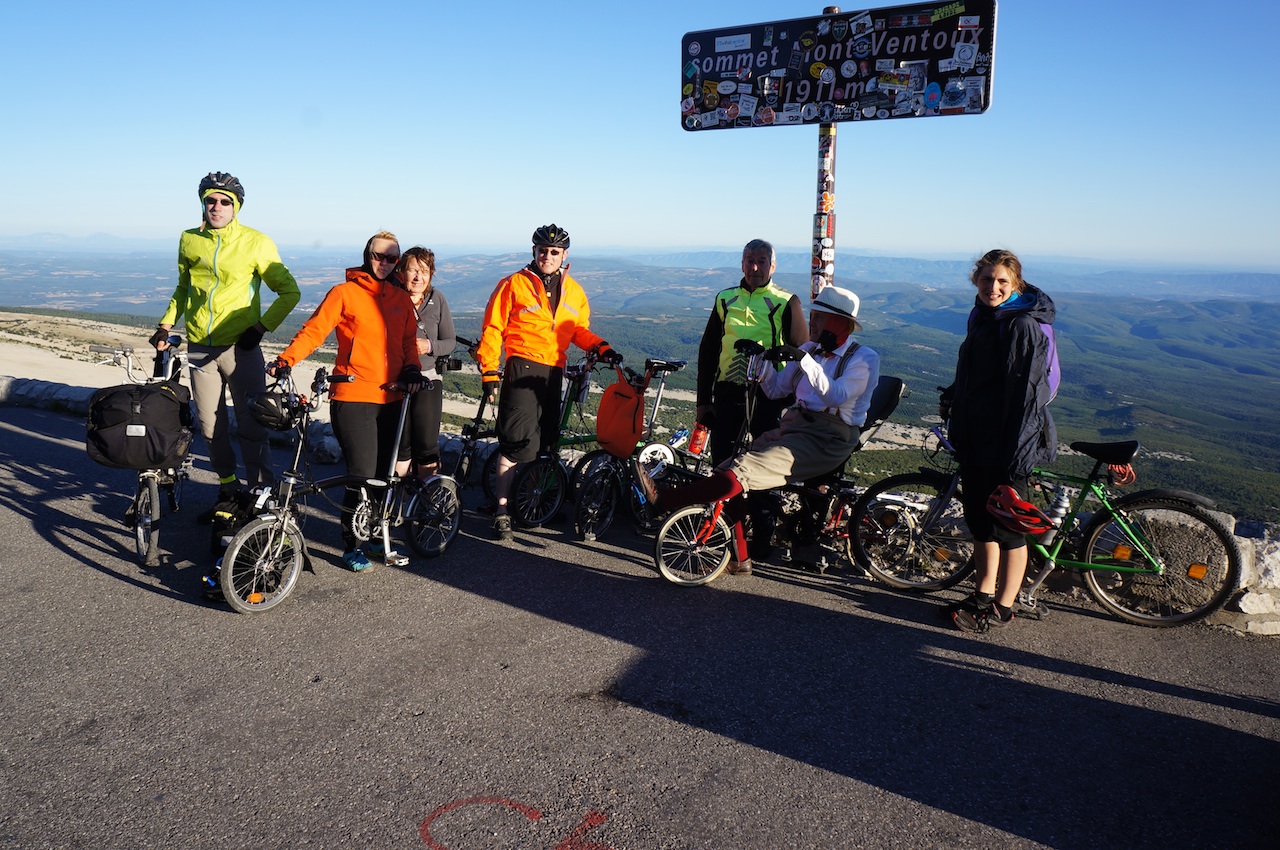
[{"left": 636, "top": 285, "right": 878, "bottom": 575}]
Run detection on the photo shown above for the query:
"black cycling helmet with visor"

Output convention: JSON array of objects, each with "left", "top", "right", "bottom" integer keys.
[
  {"left": 532, "top": 224, "right": 570, "bottom": 250},
  {"left": 198, "top": 171, "right": 246, "bottom": 208}
]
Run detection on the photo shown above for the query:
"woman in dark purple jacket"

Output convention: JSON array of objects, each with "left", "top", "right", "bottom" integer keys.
[{"left": 941, "top": 249, "right": 1057, "bottom": 632}]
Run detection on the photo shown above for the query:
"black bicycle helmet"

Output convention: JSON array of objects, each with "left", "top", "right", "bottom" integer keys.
[
  {"left": 248, "top": 386, "right": 298, "bottom": 431},
  {"left": 198, "top": 171, "right": 246, "bottom": 207},
  {"left": 532, "top": 223, "right": 570, "bottom": 249},
  {"left": 986, "top": 485, "right": 1054, "bottom": 536}
]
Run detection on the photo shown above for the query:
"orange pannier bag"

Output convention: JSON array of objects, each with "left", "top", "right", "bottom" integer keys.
[{"left": 595, "top": 365, "right": 647, "bottom": 458}]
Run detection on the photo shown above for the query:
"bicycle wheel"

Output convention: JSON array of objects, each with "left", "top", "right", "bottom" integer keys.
[
  {"left": 405, "top": 476, "right": 461, "bottom": 558},
  {"left": 637, "top": 442, "right": 677, "bottom": 468},
  {"left": 481, "top": 448, "right": 500, "bottom": 504},
  {"left": 220, "top": 515, "right": 305, "bottom": 614},
  {"left": 133, "top": 475, "right": 160, "bottom": 567},
  {"left": 849, "top": 472, "right": 975, "bottom": 591},
  {"left": 654, "top": 505, "right": 732, "bottom": 586},
  {"left": 1079, "top": 496, "right": 1241, "bottom": 626},
  {"left": 574, "top": 465, "right": 620, "bottom": 542},
  {"left": 511, "top": 457, "right": 567, "bottom": 527},
  {"left": 570, "top": 448, "right": 614, "bottom": 496}
]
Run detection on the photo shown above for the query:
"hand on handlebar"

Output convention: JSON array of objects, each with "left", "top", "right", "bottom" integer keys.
[
  {"left": 149, "top": 328, "right": 170, "bottom": 351},
  {"left": 267, "top": 357, "right": 291, "bottom": 378},
  {"left": 764, "top": 344, "right": 806, "bottom": 363},
  {"left": 732, "top": 339, "right": 765, "bottom": 356},
  {"left": 595, "top": 343, "right": 624, "bottom": 366}
]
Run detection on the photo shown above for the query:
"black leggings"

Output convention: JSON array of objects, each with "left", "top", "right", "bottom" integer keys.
[
  {"left": 398, "top": 382, "right": 444, "bottom": 466},
  {"left": 330, "top": 400, "right": 401, "bottom": 550}
]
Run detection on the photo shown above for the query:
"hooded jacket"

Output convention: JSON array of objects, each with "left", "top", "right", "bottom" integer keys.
[
  {"left": 477, "top": 266, "right": 604, "bottom": 380},
  {"left": 279, "top": 268, "right": 421, "bottom": 405},
  {"left": 161, "top": 217, "right": 301, "bottom": 346},
  {"left": 948, "top": 283, "right": 1058, "bottom": 479}
]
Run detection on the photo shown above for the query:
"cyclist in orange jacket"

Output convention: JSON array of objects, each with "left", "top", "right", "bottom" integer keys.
[{"left": 477, "top": 224, "right": 620, "bottom": 541}]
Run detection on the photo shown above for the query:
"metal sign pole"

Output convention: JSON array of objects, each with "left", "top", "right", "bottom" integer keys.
[{"left": 812, "top": 6, "right": 841, "bottom": 300}]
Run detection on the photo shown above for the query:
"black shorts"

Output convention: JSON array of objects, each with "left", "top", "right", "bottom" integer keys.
[
  {"left": 496, "top": 356, "right": 564, "bottom": 463},
  {"left": 960, "top": 468, "right": 1032, "bottom": 550}
]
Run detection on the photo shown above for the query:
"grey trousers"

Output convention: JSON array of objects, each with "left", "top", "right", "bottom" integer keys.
[
  {"left": 186, "top": 343, "right": 273, "bottom": 488},
  {"left": 728, "top": 408, "right": 858, "bottom": 494}
]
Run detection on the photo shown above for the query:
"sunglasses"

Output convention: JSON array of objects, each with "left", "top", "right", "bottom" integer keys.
[
  {"left": 204, "top": 196, "right": 234, "bottom": 208},
  {"left": 370, "top": 251, "right": 400, "bottom": 264}
]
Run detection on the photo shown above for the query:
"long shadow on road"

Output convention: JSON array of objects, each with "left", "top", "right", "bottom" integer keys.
[
  {"left": 423, "top": 515, "right": 1280, "bottom": 849},
  {"left": 5, "top": 407, "right": 1277, "bottom": 848}
]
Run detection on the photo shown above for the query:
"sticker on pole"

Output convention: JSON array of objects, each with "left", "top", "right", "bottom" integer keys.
[{"left": 680, "top": 0, "right": 996, "bottom": 131}]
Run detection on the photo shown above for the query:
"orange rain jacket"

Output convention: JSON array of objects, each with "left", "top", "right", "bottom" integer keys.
[
  {"left": 477, "top": 266, "right": 604, "bottom": 381},
  {"left": 279, "top": 268, "right": 421, "bottom": 405}
]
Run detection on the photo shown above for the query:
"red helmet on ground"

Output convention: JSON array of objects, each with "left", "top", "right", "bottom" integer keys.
[{"left": 986, "top": 485, "right": 1054, "bottom": 536}]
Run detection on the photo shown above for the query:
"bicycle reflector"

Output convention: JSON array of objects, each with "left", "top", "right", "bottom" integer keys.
[
  {"left": 1188, "top": 563, "right": 1209, "bottom": 581},
  {"left": 986, "top": 485, "right": 1055, "bottom": 535}
]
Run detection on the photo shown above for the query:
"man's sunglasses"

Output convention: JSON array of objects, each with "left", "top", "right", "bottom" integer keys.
[
  {"left": 204, "top": 197, "right": 234, "bottom": 208},
  {"left": 370, "top": 251, "right": 400, "bottom": 264}
]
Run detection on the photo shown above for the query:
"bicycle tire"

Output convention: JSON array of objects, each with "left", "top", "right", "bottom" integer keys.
[
  {"left": 849, "top": 472, "right": 975, "bottom": 591},
  {"left": 134, "top": 475, "right": 160, "bottom": 567},
  {"left": 481, "top": 448, "right": 505, "bottom": 505},
  {"left": 220, "top": 515, "right": 305, "bottom": 614},
  {"left": 571, "top": 448, "right": 614, "bottom": 497},
  {"left": 405, "top": 476, "right": 461, "bottom": 558},
  {"left": 654, "top": 505, "right": 732, "bottom": 586},
  {"left": 574, "top": 465, "right": 620, "bottom": 541},
  {"left": 511, "top": 457, "right": 567, "bottom": 527},
  {"left": 1079, "top": 496, "right": 1241, "bottom": 626}
]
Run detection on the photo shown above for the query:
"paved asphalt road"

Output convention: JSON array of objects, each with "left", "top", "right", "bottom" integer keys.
[{"left": 1, "top": 405, "right": 1278, "bottom": 850}]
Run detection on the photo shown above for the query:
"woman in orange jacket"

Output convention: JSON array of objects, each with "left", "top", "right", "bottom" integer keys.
[{"left": 273, "top": 231, "right": 423, "bottom": 571}]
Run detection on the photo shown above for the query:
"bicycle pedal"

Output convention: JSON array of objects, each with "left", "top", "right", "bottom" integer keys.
[{"left": 1018, "top": 602, "right": 1048, "bottom": 621}]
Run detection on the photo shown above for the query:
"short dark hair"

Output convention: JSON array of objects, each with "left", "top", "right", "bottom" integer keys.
[{"left": 742, "top": 239, "right": 775, "bottom": 263}]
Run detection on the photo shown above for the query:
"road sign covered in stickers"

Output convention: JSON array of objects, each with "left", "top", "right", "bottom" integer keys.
[{"left": 681, "top": 0, "right": 996, "bottom": 131}]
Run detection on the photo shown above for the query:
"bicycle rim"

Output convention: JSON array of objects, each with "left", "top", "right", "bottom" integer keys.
[
  {"left": 1080, "top": 497, "right": 1241, "bottom": 626},
  {"left": 221, "top": 516, "right": 304, "bottom": 614},
  {"left": 575, "top": 467, "right": 620, "bottom": 541},
  {"left": 405, "top": 477, "right": 461, "bottom": 558},
  {"left": 512, "top": 458, "right": 566, "bottom": 527},
  {"left": 571, "top": 449, "right": 613, "bottom": 497},
  {"left": 850, "top": 472, "right": 974, "bottom": 591},
  {"left": 134, "top": 476, "right": 160, "bottom": 567},
  {"left": 654, "top": 506, "right": 731, "bottom": 586}
]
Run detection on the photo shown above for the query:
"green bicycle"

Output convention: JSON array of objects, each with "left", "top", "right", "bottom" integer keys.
[{"left": 849, "top": 423, "right": 1242, "bottom": 627}]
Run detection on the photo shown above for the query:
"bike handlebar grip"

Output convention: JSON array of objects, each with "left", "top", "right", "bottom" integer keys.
[
  {"left": 88, "top": 345, "right": 117, "bottom": 354},
  {"left": 330, "top": 375, "right": 356, "bottom": 383}
]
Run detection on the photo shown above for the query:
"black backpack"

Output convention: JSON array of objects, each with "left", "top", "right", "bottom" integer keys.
[{"left": 86, "top": 379, "right": 193, "bottom": 470}]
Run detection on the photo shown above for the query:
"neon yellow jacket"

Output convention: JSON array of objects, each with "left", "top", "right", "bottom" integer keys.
[{"left": 161, "top": 218, "right": 301, "bottom": 346}]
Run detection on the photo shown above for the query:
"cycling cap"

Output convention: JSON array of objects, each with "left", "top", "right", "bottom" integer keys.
[
  {"left": 248, "top": 387, "right": 298, "bottom": 431},
  {"left": 532, "top": 224, "right": 570, "bottom": 249},
  {"left": 198, "top": 172, "right": 246, "bottom": 208},
  {"left": 811, "top": 285, "right": 863, "bottom": 330},
  {"left": 986, "top": 484, "right": 1054, "bottom": 536}
]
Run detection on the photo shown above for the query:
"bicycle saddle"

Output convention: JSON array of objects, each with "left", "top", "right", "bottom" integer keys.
[{"left": 1070, "top": 441, "right": 1140, "bottom": 465}]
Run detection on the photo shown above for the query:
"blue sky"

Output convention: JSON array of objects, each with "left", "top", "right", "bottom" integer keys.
[{"left": 1, "top": 0, "right": 1277, "bottom": 269}]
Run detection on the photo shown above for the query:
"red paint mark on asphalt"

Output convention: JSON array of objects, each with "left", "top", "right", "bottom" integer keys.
[{"left": 419, "top": 798, "right": 613, "bottom": 850}]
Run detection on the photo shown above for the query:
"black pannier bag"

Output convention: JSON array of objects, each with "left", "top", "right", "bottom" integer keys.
[{"left": 86, "top": 379, "right": 194, "bottom": 470}]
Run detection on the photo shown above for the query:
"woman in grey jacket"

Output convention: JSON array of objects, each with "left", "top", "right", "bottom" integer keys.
[{"left": 395, "top": 247, "right": 456, "bottom": 479}]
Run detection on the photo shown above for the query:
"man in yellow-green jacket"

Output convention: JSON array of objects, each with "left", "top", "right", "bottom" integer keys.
[{"left": 152, "top": 172, "right": 300, "bottom": 515}]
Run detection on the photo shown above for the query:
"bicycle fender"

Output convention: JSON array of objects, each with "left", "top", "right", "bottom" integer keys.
[{"left": 1114, "top": 488, "right": 1217, "bottom": 510}]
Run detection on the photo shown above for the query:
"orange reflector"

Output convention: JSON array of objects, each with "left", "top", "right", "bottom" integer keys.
[
  {"left": 1111, "top": 544, "right": 1132, "bottom": 560},
  {"left": 1187, "top": 563, "right": 1208, "bottom": 581},
  {"left": 880, "top": 510, "right": 899, "bottom": 528},
  {"left": 934, "top": 548, "right": 951, "bottom": 562},
  {"left": 247, "top": 592, "right": 265, "bottom": 604}
]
